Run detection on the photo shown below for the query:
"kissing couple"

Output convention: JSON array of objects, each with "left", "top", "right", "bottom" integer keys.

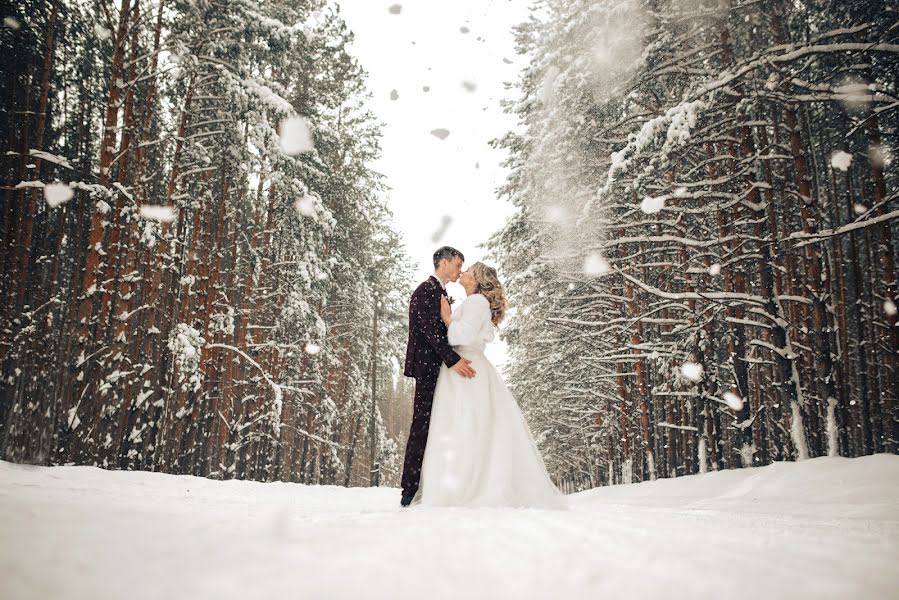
[{"left": 399, "top": 246, "right": 566, "bottom": 510}]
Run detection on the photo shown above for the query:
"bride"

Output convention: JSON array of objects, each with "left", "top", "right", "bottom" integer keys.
[{"left": 412, "top": 262, "right": 566, "bottom": 509}]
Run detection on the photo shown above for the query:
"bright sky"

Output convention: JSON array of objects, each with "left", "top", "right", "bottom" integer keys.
[{"left": 336, "top": 0, "right": 533, "bottom": 367}]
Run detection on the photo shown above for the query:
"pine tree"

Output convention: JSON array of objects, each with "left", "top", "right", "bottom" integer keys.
[
  {"left": 491, "top": 0, "right": 899, "bottom": 487},
  {"left": 0, "top": 0, "right": 413, "bottom": 485}
]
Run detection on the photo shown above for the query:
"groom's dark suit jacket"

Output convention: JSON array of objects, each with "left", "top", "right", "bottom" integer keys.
[{"left": 404, "top": 276, "right": 461, "bottom": 378}]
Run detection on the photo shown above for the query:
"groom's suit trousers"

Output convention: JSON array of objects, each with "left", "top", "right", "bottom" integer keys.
[{"left": 401, "top": 369, "right": 440, "bottom": 497}]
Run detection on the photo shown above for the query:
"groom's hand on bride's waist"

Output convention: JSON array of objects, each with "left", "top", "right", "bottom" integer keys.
[{"left": 452, "top": 358, "right": 476, "bottom": 379}]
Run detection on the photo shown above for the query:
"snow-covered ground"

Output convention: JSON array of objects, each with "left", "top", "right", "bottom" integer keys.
[{"left": 1, "top": 455, "right": 897, "bottom": 600}]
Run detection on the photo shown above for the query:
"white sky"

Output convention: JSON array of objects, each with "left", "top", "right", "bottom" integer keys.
[{"left": 336, "top": 0, "right": 533, "bottom": 367}]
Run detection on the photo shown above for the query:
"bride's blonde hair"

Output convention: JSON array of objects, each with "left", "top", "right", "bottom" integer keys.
[{"left": 470, "top": 262, "right": 507, "bottom": 326}]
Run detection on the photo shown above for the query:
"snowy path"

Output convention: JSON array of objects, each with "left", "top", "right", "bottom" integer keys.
[{"left": 2, "top": 455, "right": 897, "bottom": 600}]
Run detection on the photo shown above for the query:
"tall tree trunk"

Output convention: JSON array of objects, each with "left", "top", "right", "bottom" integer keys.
[
  {"left": 864, "top": 113, "right": 899, "bottom": 452},
  {"left": 616, "top": 360, "right": 630, "bottom": 483},
  {"left": 625, "top": 276, "right": 655, "bottom": 481},
  {"left": 100, "top": 0, "right": 142, "bottom": 337},
  {"left": 15, "top": 0, "right": 59, "bottom": 312}
]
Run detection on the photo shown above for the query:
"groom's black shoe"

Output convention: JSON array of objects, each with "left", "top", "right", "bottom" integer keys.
[{"left": 400, "top": 494, "right": 414, "bottom": 507}]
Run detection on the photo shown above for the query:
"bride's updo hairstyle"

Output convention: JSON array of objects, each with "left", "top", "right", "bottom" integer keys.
[{"left": 470, "top": 262, "right": 507, "bottom": 326}]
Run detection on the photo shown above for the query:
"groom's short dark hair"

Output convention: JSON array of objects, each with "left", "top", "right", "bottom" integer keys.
[{"left": 433, "top": 246, "right": 464, "bottom": 269}]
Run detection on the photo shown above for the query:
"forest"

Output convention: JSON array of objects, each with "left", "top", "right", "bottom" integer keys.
[
  {"left": 0, "top": 0, "right": 413, "bottom": 486},
  {"left": 2, "top": 0, "right": 897, "bottom": 493},
  {"left": 491, "top": 0, "right": 899, "bottom": 490}
]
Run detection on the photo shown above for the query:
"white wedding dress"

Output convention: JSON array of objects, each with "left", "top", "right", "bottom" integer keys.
[{"left": 413, "top": 294, "right": 567, "bottom": 509}]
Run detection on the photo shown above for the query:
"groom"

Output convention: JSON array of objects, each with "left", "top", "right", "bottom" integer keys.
[{"left": 400, "top": 246, "right": 477, "bottom": 507}]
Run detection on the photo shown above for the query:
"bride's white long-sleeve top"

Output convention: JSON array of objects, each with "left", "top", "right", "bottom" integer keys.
[{"left": 446, "top": 294, "right": 494, "bottom": 348}]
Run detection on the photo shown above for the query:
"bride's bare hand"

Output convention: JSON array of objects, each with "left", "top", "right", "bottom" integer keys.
[{"left": 452, "top": 358, "right": 476, "bottom": 378}]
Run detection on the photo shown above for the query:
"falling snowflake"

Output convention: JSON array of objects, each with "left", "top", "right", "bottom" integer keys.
[
  {"left": 44, "top": 182, "right": 73, "bottom": 207},
  {"left": 140, "top": 205, "right": 176, "bottom": 222},
  {"left": 868, "top": 144, "right": 891, "bottom": 168},
  {"left": 502, "top": 58, "right": 512, "bottom": 64},
  {"left": 885, "top": 300, "right": 898, "bottom": 317},
  {"left": 431, "top": 215, "right": 452, "bottom": 244},
  {"left": 461, "top": 81, "right": 477, "bottom": 92},
  {"left": 681, "top": 362, "right": 704, "bottom": 382},
  {"left": 709, "top": 263, "right": 721, "bottom": 276},
  {"left": 853, "top": 203, "right": 867, "bottom": 215},
  {"left": 430, "top": 128, "right": 450, "bottom": 140},
  {"left": 4, "top": 16, "right": 20, "bottom": 30},
  {"left": 723, "top": 392, "right": 744, "bottom": 411},
  {"left": 390, "top": 89, "right": 399, "bottom": 101},
  {"left": 538, "top": 65, "right": 560, "bottom": 105},
  {"left": 830, "top": 150, "right": 852, "bottom": 171},
  {"left": 295, "top": 196, "right": 315, "bottom": 217},
  {"left": 583, "top": 253, "right": 610, "bottom": 276},
  {"left": 836, "top": 79, "right": 873, "bottom": 112},
  {"left": 305, "top": 342, "right": 321, "bottom": 355},
  {"left": 640, "top": 195, "right": 665, "bottom": 214},
  {"left": 93, "top": 24, "right": 111, "bottom": 40},
  {"left": 545, "top": 205, "right": 566, "bottom": 223},
  {"left": 459, "top": 26, "right": 470, "bottom": 34},
  {"left": 422, "top": 85, "right": 431, "bottom": 92},
  {"left": 279, "top": 116, "right": 314, "bottom": 155},
  {"left": 673, "top": 187, "right": 688, "bottom": 197},
  {"left": 388, "top": 4, "right": 402, "bottom": 14}
]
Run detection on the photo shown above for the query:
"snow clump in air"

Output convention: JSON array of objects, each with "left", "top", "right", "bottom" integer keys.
[
  {"left": 583, "top": 253, "right": 610, "bottom": 276},
  {"left": 868, "top": 144, "right": 890, "bottom": 168},
  {"left": 830, "top": 150, "right": 852, "bottom": 171},
  {"left": 640, "top": 195, "right": 665, "bottom": 214},
  {"left": 431, "top": 215, "right": 452, "bottom": 244},
  {"left": 723, "top": 392, "right": 744, "bottom": 411},
  {"left": 279, "top": 116, "right": 314, "bottom": 155},
  {"left": 681, "top": 362, "right": 704, "bottom": 383},
  {"left": 295, "top": 195, "right": 316, "bottom": 217},
  {"left": 537, "top": 65, "right": 560, "bottom": 106},
  {"left": 140, "top": 205, "right": 176, "bottom": 222},
  {"left": 544, "top": 205, "right": 567, "bottom": 223},
  {"left": 884, "top": 300, "right": 898, "bottom": 318},
  {"left": 44, "top": 182, "right": 74, "bottom": 207}
]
